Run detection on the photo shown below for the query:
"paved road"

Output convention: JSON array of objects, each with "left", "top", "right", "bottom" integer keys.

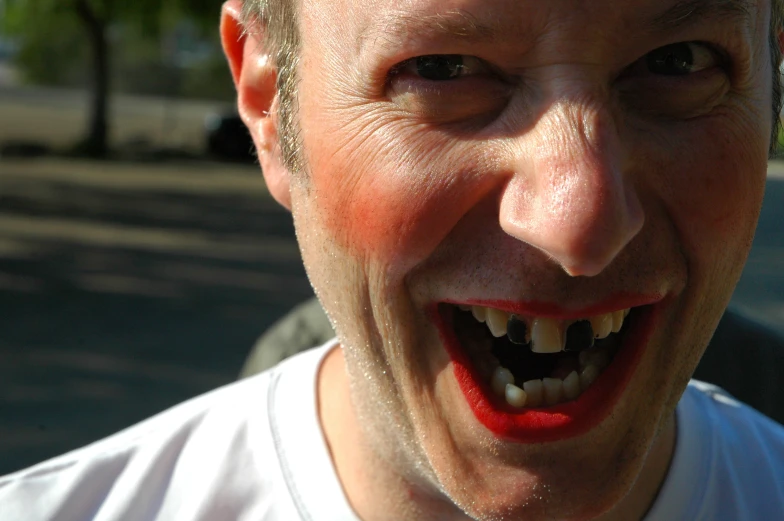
[
  {"left": 0, "top": 158, "right": 314, "bottom": 474},
  {"left": 736, "top": 162, "right": 784, "bottom": 331},
  {"left": 0, "top": 157, "right": 782, "bottom": 475}
]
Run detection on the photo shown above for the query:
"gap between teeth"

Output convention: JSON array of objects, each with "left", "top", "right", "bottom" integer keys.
[{"left": 469, "top": 305, "right": 630, "bottom": 353}]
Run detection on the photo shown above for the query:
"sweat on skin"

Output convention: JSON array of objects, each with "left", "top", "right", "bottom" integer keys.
[{"left": 223, "top": 0, "right": 779, "bottom": 518}]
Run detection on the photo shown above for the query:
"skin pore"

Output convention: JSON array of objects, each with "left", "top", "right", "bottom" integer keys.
[{"left": 222, "top": 0, "right": 778, "bottom": 519}]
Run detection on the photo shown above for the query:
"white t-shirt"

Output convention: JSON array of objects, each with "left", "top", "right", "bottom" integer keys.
[{"left": 1, "top": 340, "right": 783, "bottom": 521}]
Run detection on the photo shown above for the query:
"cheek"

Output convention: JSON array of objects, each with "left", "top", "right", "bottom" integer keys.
[
  {"left": 657, "top": 121, "right": 767, "bottom": 265},
  {"left": 306, "top": 132, "right": 499, "bottom": 274},
  {"left": 337, "top": 183, "right": 433, "bottom": 262}
]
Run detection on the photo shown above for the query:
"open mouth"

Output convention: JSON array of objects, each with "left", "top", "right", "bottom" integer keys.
[
  {"left": 452, "top": 305, "right": 629, "bottom": 408},
  {"left": 434, "top": 298, "right": 660, "bottom": 442}
]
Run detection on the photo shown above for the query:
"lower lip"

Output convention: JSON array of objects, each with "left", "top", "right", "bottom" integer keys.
[{"left": 433, "top": 301, "right": 661, "bottom": 443}]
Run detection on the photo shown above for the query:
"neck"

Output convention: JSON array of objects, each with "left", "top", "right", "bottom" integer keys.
[
  {"left": 595, "top": 413, "right": 677, "bottom": 521},
  {"left": 317, "top": 345, "right": 677, "bottom": 521},
  {"left": 318, "top": 346, "right": 469, "bottom": 521}
]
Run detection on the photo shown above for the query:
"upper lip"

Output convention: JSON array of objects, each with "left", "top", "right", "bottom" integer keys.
[{"left": 441, "top": 294, "right": 664, "bottom": 319}]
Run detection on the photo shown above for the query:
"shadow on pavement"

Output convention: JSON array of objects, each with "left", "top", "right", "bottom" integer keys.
[{"left": 0, "top": 158, "right": 313, "bottom": 474}]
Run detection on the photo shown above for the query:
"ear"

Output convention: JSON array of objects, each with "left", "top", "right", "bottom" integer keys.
[{"left": 221, "top": 0, "right": 291, "bottom": 210}]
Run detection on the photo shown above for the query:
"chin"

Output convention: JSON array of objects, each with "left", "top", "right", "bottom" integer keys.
[
  {"left": 399, "top": 294, "right": 686, "bottom": 521},
  {"left": 440, "top": 459, "right": 639, "bottom": 521}
]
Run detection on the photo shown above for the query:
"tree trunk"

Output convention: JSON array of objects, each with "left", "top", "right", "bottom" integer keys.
[{"left": 74, "top": 0, "right": 109, "bottom": 157}]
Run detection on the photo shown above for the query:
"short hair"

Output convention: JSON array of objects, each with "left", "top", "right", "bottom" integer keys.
[
  {"left": 242, "top": 0, "right": 303, "bottom": 172},
  {"left": 242, "top": 0, "right": 784, "bottom": 169}
]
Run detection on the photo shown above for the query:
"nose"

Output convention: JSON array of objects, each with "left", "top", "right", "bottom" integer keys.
[{"left": 499, "top": 99, "right": 643, "bottom": 277}]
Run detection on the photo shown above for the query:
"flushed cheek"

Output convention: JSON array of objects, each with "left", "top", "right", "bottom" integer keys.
[{"left": 308, "top": 142, "right": 498, "bottom": 274}]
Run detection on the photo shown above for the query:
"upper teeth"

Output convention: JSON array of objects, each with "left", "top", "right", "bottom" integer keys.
[
  {"left": 485, "top": 308, "right": 508, "bottom": 338},
  {"left": 467, "top": 305, "right": 631, "bottom": 353}
]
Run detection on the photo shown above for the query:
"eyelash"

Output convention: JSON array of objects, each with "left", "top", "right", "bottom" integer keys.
[{"left": 388, "top": 41, "right": 730, "bottom": 85}]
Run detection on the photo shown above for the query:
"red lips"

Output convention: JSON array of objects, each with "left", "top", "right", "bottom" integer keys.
[{"left": 433, "top": 296, "right": 662, "bottom": 443}]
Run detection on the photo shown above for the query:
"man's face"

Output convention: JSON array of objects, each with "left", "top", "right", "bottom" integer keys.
[{"left": 288, "top": 0, "right": 771, "bottom": 517}]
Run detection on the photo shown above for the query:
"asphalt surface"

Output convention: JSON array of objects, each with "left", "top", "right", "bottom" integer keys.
[
  {"left": 735, "top": 162, "right": 784, "bottom": 330},
  {"left": 0, "top": 158, "right": 314, "bottom": 474},
  {"left": 0, "top": 155, "right": 782, "bottom": 477}
]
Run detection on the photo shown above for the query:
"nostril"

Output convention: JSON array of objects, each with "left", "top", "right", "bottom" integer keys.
[
  {"left": 499, "top": 179, "right": 644, "bottom": 278},
  {"left": 499, "top": 101, "right": 643, "bottom": 277},
  {"left": 552, "top": 191, "right": 645, "bottom": 278}
]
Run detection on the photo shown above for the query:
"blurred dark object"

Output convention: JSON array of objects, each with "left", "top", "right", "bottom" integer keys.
[
  {"left": 205, "top": 112, "right": 256, "bottom": 162},
  {"left": 693, "top": 308, "right": 784, "bottom": 424},
  {"left": 239, "top": 298, "right": 334, "bottom": 379},
  {"left": 0, "top": 141, "right": 51, "bottom": 158},
  {"left": 240, "top": 298, "right": 784, "bottom": 425}
]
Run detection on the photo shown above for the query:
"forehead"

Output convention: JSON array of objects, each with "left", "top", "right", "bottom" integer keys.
[{"left": 299, "top": 0, "right": 766, "bottom": 53}]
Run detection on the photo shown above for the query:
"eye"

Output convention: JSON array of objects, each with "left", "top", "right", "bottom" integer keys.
[
  {"left": 645, "top": 42, "right": 720, "bottom": 76},
  {"left": 386, "top": 54, "right": 512, "bottom": 124},
  {"left": 396, "top": 54, "right": 490, "bottom": 81},
  {"left": 618, "top": 41, "right": 730, "bottom": 120}
]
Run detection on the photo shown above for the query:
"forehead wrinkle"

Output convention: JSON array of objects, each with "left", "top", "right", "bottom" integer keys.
[
  {"left": 650, "top": 0, "right": 757, "bottom": 31},
  {"left": 354, "top": 0, "right": 759, "bottom": 58},
  {"left": 358, "top": 8, "right": 500, "bottom": 53}
]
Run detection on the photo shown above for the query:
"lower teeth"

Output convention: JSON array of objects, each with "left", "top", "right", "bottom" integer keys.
[
  {"left": 489, "top": 339, "right": 616, "bottom": 408},
  {"left": 491, "top": 352, "right": 609, "bottom": 409},
  {"left": 451, "top": 305, "right": 623, "bottom": 409}
]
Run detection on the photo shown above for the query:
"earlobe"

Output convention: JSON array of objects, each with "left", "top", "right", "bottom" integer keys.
[
  {"left": 255, "top": 99, "right": 293, "bottom": 209},
  {"left": 220, "top": 0, "right": 292, "bottom": 210}
]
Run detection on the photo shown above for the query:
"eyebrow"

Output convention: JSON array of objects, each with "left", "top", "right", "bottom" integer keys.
[
  {"left": 361, "top": 0, "right": 756, "bottom": 52},
  {"left": 361, "top": 9, "right": 503, "bottom": 50},
  {"left": 649, "top": 0, "right": 756, "bottom": 31}
]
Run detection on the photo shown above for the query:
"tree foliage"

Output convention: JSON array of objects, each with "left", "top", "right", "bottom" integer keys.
[
  {"left": 1, "top": 0, "right": 223, "bottom": 157},
  {"left": 2, "top": 0, "right": 220, "bottom": 38}
]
